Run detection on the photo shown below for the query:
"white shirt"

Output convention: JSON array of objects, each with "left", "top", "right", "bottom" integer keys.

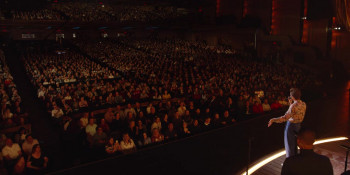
[
  {"left": 52, "top": 108, "right": 64, "bottom": 118},
  {"left": 151, "top": 122, "right": 162, "bottom": 131},
  {"left": 80, "top": 117, "right": 88, "bottom": 127},
  {"left": 2, "top": 143, "right": 21, "bottom": 159},
  {"left": 120, "top": 139, "right": 136, "bottom": 150},
  {"left": 178, "top": 106, "right": 186, "bottom": 116},
  {"left": 262, "top": 103, "right": 271, "bottom": 112},
  {"left": 22, "top": 139, "right": 39, "bottom": 155},
  {"left": 85, "top": 124, "right": 97, "bottom": 136}
]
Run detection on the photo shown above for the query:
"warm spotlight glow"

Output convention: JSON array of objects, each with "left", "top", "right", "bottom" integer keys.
[
  {"left": 314, "top": 137, "right": 348, "bottom": 145},
  {"left": 240, "top": 150, "right": 285, "bottom": 175},
  {"left": 240, "top": 137, "right": 348, "bottom": 175}
]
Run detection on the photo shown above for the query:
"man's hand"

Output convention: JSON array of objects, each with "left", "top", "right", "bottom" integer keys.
[{"left": 268, "top": 119, "right": 274, "bottom": 127}]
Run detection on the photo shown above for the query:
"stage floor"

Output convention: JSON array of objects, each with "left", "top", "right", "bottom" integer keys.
[{"left": 244, "top": 139, "right": 350, "bottom": 175}]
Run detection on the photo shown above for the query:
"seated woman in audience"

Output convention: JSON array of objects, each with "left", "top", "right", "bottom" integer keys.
[
  {"left": 151, "top": 128, "right": 164, "bottom": 143},
  {"left": 26, "top": 144, "right": 48, "bottom": 175},
  {"left": 180, "top": 121, "right": 191, "bottom": 136},
  {"left": 120, "top": 133, "right": 136, "bottom": 154},
  {"left": 137, "top": 132, "right": 152, "bottom": 147},
  {"left": 3, "top": 108, "right": 13, "bottom": 120},
  {"left": 151, "top": 117, "right": 162, "bottom": 132},
  {"left": 105, "top": 137, "right": 121, "bottom": 155},
  {"left": 78, "top": 97, "right": 88, "bottom": 108},
  {"left": 99, "top": 118, "right": 110, "bottom": 134}
]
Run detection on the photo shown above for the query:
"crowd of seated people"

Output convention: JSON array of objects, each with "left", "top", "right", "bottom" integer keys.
[
  {"left": 10, "top": 9, "right": 64, "bottom": 21},
  {"left": 0, "top": 50, "right": 28, "bottom": 131},
  {"left": 0, "top": 134, "right": 48, "bottom": 175},
  {"left": 2, "top": 2, "right": 186, "bottom": 23},
  {"left": 61, "top": 97, "right": 286, "bottom": 158},
  {"left": 51, "top": 3, "right": 185, "bottom": 23},
  {"left": 22, "top": 51, "right": 119, "bottom": 115},
  {"left": 20, "top": 38, "right": 321, "bottom": 161},
  {"left": 51, "top": 2, "right": 115, "bottom": 22}
]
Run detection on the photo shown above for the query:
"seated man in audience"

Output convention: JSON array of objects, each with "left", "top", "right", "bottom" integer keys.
[
  {"left": 124, "top": 103, "right": 136, "bottom": 117},
  {"left": 80, "top": 112, "right": 89, "bottom": 128},
  {"left": 2, "top": 138, "right": 22, "bottom": 174},
  {"left": 93, "top": 127, "right": 107, "bottom": 148},
  {"left": 86, "top": 118, "right": 97, "bottom": 145},
  {"left": 262, "top": 99, "right": 271, "bottom": 112},
  {"left": 52, "top": 104, "right": 64, "bottom": 120},
  {"left": 22, "top": 134, "right": 39, "bottom": 156},
  {"left": 79, "top": 97, "right": 89, "bottom": 108}
]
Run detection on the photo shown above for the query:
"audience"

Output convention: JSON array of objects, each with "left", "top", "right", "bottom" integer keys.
[
  {"left": 5, "top": 36, "right": 321, "bottom": 174},
  {"left": 4, "top": 2, "right": 187, "bottom": 23},
  {"left": 0, "top": 50, "right": 27, "bottom": 130}
]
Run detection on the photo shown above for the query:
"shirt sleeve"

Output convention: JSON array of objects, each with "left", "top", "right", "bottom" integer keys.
[
  {"left": 274, "top": 105, "right": 294, "bottom": 123},
  {"left": 2, "top": 148, "right": 9, "bottom": 157}
]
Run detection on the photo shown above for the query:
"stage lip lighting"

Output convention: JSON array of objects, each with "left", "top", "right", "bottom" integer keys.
[{"left": 240, "top": 136, "right": 348, "bottom": 175}]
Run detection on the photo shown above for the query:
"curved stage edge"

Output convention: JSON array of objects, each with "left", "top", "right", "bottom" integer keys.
[{"left": 239, "top": 137, "right": 349, "bottom": 175}]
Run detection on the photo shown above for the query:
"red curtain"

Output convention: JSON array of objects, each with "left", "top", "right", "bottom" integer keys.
[{"left": 336, "top": 0, "right": 350, "bottom": 31}]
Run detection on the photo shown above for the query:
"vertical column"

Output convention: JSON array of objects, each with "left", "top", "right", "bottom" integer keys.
[
  {"left": 301, "top": 0, "right": 309, "bottom": 44},
  {"left": 270, "top": 0, "right": 278, "bottom": 35}
]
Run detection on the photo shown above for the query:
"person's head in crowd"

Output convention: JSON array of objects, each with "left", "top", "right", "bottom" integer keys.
[
  {"left": 31, "top": 144, "right": 41, "bottom": 154},
  {"left": 223, "top": 110, "right": 229, "bottom": 117},
  {"left": 214, "top": 113, "right": 220, "bottom": 120},
  {"left": 193, "top": 119, "right": 199, "bottom": 127},
  {"left": 96, "top": 127, "right": 104, "bottom": 135},
  {"left": 195, "top": 108, "right": 200, "bottom": 114},
  {"left": 150, "top": 107, "right": 156, "bottom": 114},
  {"left": 297, "top": 129, "right": 315, "bottom": 149},
  {"left": 204, "top": 117, "right": 211, "bottom": 125},
  {"left": 263, "top": 99, "right": 269, "bottom": 104},
  {"left": 5, "top": 138, "right": 13, "bottom": 147},
  {"left": 168, "top": 123, "right": 174, "bottom": 131},
  {"left": 107, "top": 137, "right": 115, "bottom": 146},
  {"left": 129, "top": 120, "right": 135, "bottom": 128},
  {"left": 25, "top": 135, "right": 34, "bottom": 144},
  {"left": 115, "top": 112, "right": 121, "bottom": 120},
  {"left": 135, "top": 102, "right": 140, "bottom": 108},
  {"left": 122, "top": 133, "right": 131, "bottom": 142}
]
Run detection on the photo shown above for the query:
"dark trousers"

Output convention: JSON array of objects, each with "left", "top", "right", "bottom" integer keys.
[{"left": 284, "top": 121, "right": 301, "bottom": 157}]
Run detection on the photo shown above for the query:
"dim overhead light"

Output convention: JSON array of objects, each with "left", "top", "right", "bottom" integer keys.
[{"left": 301, "top": 16, "right": 307, "bottom": 20}]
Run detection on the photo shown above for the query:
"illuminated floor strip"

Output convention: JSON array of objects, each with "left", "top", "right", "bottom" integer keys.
[{"left": 240, "top": 137, "right": 348, "bottom": 175}]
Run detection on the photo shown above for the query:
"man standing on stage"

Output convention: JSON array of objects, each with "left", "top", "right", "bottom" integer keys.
[{"left": 268, "top": 88, "right": 306, "bottom": 157}]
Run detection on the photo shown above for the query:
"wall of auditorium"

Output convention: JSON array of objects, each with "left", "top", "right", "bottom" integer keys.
[
  {"left": 330, "top": 31, "right": 350, "bottom": 75},
  {"left": 307, "top": 19, "right": 330, "bottom": 57},
  {"left": 217, "top": 0, "right": 244, "bottom": 21},
  {"left": 184, "top": 27, "right": 255, "bottom": 49},
  {"left": 272, "top": 0, "right": 303, "bottom": 42},
  {"left": 243, "top": 0, "right": 272, "bottom": 31}
]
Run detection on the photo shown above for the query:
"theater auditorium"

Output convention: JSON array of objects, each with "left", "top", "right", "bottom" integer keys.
[{"left": 0, "top": 0, "right": 349, "bottom": 174}]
